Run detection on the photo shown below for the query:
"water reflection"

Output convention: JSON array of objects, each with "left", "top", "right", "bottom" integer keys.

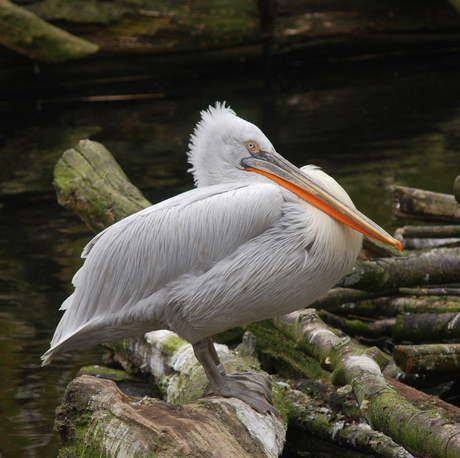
[{"left": 0, "top": 52, "right": 459, "bottom": 457}]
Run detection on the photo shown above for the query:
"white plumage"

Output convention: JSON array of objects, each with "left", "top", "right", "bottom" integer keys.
[{"left": 42, "top": 103, "right": 400, "bottom": 414}]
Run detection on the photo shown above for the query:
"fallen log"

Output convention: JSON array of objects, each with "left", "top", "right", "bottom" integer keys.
[
  {"left": 56, "top": 375, "right": 283, "bottom": 458},
  {"left": 109, "top": 322, "right": 414, "bottom": 458},
  {"left": 392, "top": 312, "right": 460, "bottom": 344},
  {"left": 272, "top": 309, "right": 460, "bottom": 458},
  {"left": 389, "top": 185, "right": 460, "bottom": 223},
  {"left": 393, "top": 344, "right": 460, "bottom": 375},
  {"left": 339, "top": 248, "right": 460, "bottom": 292},
  {"left": 384, "top": 376, "right": 460, "bottom": 421},
  {"left": 395, "top": 225, "right": 460, "bottom": 239},
  {"left": 399, "top": 286, "right": 460, "bottom": 296},
  {"left": 311, "top": 287, "right": 384, "bottom": 310},
  {"left": 285, "top": 387, "right": 415, "bottom": 458},
  {"left": 317, "top": 310, "right": 395, "bottom": 339},
  {"left": 398, "top": 237, "right": 460, "bottom": 250},
  {"left": 53, "top": 139, "right": 151, "bottom": 231},
  {"left": 0, "top": 0, "right": 99, "bottom": 62},
  {"left": 326, "top": 295, "right": 460, "bottom": 318}
]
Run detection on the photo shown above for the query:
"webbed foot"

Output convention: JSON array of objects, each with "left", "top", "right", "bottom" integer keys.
[
  {"left": 203, "top": 371, "right": 278, "bottom": 415},
  {"left": 193, "top": 338, "right": 278, "bottom": 415}
]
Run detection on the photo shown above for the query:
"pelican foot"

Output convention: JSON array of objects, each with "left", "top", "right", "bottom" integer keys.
[{"left": 203, "top": 371, "right": 279, "bottom": 416}]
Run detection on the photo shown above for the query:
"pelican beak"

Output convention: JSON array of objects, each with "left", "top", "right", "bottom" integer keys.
[{"left": 241, "top": 150, "right": 402, "bottom": 250}]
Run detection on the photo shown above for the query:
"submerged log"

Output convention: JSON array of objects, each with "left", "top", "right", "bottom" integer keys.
[{"left": 0, "top": 0, "right": 99, "bottom": 62}]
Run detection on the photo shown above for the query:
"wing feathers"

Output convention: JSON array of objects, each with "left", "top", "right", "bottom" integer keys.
[{"left": 46, "top": 182, "right": 284, "bottom": 356}]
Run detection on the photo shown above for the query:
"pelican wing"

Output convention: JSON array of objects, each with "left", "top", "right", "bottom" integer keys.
[{"left": 45, "top": 182, "right": 284, "bottom": 357}]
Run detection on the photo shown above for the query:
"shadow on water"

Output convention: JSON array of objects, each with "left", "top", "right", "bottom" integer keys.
[{"left": 0, "top": 48, "right": 459, "bottom": 456}]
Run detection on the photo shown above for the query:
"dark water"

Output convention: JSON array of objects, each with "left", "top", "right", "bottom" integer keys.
[{"left": 0, "top": 49, "right": 460, "bottom": 457}]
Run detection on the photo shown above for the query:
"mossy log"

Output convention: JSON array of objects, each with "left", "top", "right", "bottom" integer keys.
[
  {"left": 389, "top": 185, "right": 460, "bottom": 223},
  {"left": 53, "top": 139, "right": 152, "bottom": 231},
  {"left": 311, "top": 287, "right": 384, "bottom": 310},
  {"left": 286, "top": 387, "right": 415, "bottom": 458},
  {"left": 399, "top": 286, "right": 460, "bottom": 296},
  {"left": 13, "top": 0, "right": 460, "bottom": 61},
  {"left": 393, "top": 343, "right": 460, "bottom": 375},
  {"left": 272, "top": 310, "right": 460, "bottom": 458},
  {"left": 393, "top": 312, "right": 460, "bottom": 344},
  {"left": 318, "top": 310, "right": 395, "bottom": 339},
  {"left": 108, "top": 325, "right": 413, "bottom": 458},
  {"left": 323, "top": 295, "right": 460, "bottom": 318},
  {"left": 0, "top": 0, "right": 99, "bottom": 62},
  {"left": 339, "top": 248, "right": 460, "bottom": 292},
  {"left": 56, "top": 375, "right": 283, "bottom": 458}
]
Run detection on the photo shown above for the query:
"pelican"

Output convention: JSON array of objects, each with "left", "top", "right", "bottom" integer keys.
[{"left": 42, "top": 103, "right": 401, "bottom": 414}]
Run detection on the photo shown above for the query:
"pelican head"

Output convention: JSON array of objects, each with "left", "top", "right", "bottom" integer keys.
[{"left": 188, "top": 102, "right": 402, "bottom": 250}]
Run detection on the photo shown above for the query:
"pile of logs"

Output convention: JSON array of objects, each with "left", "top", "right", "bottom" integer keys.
[{"left": 53, "top": 140, "right": 460, "bottom": 458}]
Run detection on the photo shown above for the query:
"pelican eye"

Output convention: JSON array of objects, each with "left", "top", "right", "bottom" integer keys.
[{"left": 245, "top": 141, "right": 260, "bottom": 153}]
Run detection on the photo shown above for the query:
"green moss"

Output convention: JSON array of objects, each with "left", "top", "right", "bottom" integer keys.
[
  {"left": 159, "top": 334, "right": 187, "bottom": 356},
  {"left": 78, "top": 365, "right": 132, "bottom": 381},
  {"left": 57, "top": 409, "right": 103, "bottom": 457},
  {"left": 246, "top": 321, "right": 331, "bottom": 382}
]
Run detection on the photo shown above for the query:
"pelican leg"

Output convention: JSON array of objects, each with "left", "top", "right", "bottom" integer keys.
[
  {"left": 193, "top": 338, "right": 279, "bottom": 416},
  {"left": 206, "top": 337, "right": 226, "bottom": 375}
]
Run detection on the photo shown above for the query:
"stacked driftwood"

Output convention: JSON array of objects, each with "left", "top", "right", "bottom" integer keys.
[
  {"left": 316, "top": 181, "right": 460, "bottom": 383},
  {"left": 53, "top": 140, "right": 460, "bottom": 458}
]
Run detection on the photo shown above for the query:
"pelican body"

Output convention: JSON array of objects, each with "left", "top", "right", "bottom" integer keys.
[{"left": 42, "top": 103, "right": 401, "bottom": 414}]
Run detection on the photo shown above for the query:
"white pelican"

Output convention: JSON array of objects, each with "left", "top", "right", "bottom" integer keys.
[{"left": 42, "top": 103, "right": 401, "bottom": 414}]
